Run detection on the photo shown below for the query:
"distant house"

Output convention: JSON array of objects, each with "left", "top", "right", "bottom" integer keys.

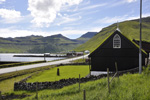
[
  {"left": 67, "top": 51, "right": 83, "bottom": 57},
  {"left": 84, "top": 50, "right": 90, "bottom": 54},
  {"left": 88, "top": 29, "right": 148, "bottom": 71}
]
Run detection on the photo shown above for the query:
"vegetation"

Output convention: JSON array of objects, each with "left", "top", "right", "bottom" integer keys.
[
  {"left": 1, "top": 65, "right": 150, "bottom": 100},
  {"left": 0, "top": 73, "right": 32, "bottom": 93},
  {"left": 74, "top": 17, "right": 150, "bottom": 52},
  {"left": 21, "top": 68, "right": 150, "bottom": 100},
  {"left": 27, "top": 65, "right": 89, "bottom": 82},
  {"left": 76, "top": 32, "right": 97, "bottom": 44},
  {"left": 0, "top": 60, "right": 46, "bottom": 69},
  {"left": 0, "top": 32, "right": 96, "bottom": 53},
  {"left": 0, "top": 65, "right": 55, "bottom": 81},
  {"left": 71, "top": 58, "right": 86, "bottom": 63}
]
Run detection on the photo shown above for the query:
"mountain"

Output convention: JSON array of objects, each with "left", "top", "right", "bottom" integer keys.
[
  {"left": 76, "top": 32, "right": 97, "bottom": 44},
  {"left": 80, "top": 32, "right": 97, "bottom": 38},
  {"left": 74, "top": 16, "right": 150, "bottom": 52},
  {"left": 0, "top": 32, "right": 96, "bottom": 53}
]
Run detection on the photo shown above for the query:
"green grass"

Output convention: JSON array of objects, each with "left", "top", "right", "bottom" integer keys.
[
  {"left": 1, "top": 65, "right": 150, "bottom": 100},
  {"left": 22, "top": 72, "right": 150, "bottom": 100},
  {"left": 0, "top": 73, "right": 32, "bottom": 93},
  {"left": 0, "top": 65, "right": 56, "bottom": 94},
  {"left": 0, "top": 65, "right": 55, "bottom": 81},
  {"left": 71, "top": 58, "right": 86, "bottom": 63},
  {"left": 0, "top": 60, "right": 46, "bottom": 69},
  {"left": 27, "top": 65, "right": 89, "bottom": 82}
]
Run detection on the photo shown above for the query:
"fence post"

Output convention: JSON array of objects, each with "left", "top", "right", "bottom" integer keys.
[
  {"left": 57, "top": 68, "right": 60, "bottom": 76},
  {"left": 0, "top": 91, "right": 2, "bottom": 100},
  {"left": 115, "top": 62, "right": 119, "bottom": 80},
  {"left": 83, "top": 89, "right": 86, "bottom": 100},
  {"left": 107, "top": 68, "right": 110, "bottom": 93},
  {"left": 35, "top": 82, "right": 38, "bottom": 99},
  {"left": 89, "top": 59, "right": 91, "bottom": 76},
  {"left": 79, "top": 74, "right": 80, "bottom": 91}
]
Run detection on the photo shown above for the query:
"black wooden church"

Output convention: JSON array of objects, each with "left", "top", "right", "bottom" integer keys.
[{"left": 88, "top": 29, "right": 148, "bottom": 71}]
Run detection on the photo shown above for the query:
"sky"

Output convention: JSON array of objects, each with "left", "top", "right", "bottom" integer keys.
[{"left": 0, "top": 0, "right": 150, "bottom": 39}]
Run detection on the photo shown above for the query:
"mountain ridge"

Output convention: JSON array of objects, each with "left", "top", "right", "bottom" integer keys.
[{"left": 0, "top": 32, "right": 96, "bottom": 53}]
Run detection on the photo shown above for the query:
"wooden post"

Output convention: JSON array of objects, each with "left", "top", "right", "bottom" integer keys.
[
  {"left": 89, "top": 62, "right": 90, "bottom": 76},
  {"left": 107, "top": 68, "right": 110, "bottom": 93},
  {"left": 57, "top": 68, "right": 60, "bottom": 76},
  {"left": 83, "top": 89, "right": 86, "bottom": 100},
  {"left": 89, "top": 58, "right": 91, "bottom": 76},
  {"left": 115, "top": 62, "right": 119, "bottom": 79},
  {"left": 79, "top": 74, "right": 80, "bottom": 91},
  {"left": 0, "top": 91, "right": 2, "bottom": 100},
  {"left": 35, "top": 82, "right": 38, "bottom": 99}
]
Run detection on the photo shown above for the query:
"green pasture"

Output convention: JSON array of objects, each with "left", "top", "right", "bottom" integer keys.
[
  {"left": 27, "top": 65, "right": 89, "bottom": 82},
  {"left": 1, "top": 65, "right": 150, "bottom": 100},
  {"left": 23, "top": 72, "right": 150, "bottom": 100},
  {"left": 0, "top": 73, "right": 32, "bottom": 93}
]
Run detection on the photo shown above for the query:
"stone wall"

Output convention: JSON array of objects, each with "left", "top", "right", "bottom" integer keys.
[
  {"left": 14, "top": 74, "right": 107, "bottom": 91},
  {"left": 14, "top": 67, "right": 139, "bottom": 91}
]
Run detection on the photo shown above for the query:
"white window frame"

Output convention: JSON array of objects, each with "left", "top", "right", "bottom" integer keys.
[{"left": 113, "top": 34, "right": 121, "bottom": 48}]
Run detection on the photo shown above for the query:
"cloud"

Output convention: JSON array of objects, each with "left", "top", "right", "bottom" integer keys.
[
  {"left": 0, "top": 0, "right": 5, "bottom": 4},
  {"left": 125, "top": 0, "right": 137, "bottom": 3},
  {"left": 55, "top": 15, "right": 82, "bottom": 26},
  {"left": 28, "top": 0, "right": 83, "bottom": 27},
  {"left": 95, "top": 13, "right": 150, "bottom": 25},
  {"left": 109, "top": 0, "right": 137, "bottom": 7},
  {"left": 0, "top": 28, "right": 86, "bottom": 39},
  {"left": 0, "top": 27, "right": 97, "bottom": 39},
  {"left": 0, "top": 9, "right": 22, "bottom": 23},
  {"left": 80, "top": 3, "right": 107, "bottom": 11},
  {"left": 0, "top": 28, "right": 49, "bottom": 38},
  {"left": 95, "top": 16, "right": 127, "bottom": 24}
]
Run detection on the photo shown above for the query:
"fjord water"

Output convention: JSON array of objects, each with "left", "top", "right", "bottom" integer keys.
[{"left": 0, "top": 53, "right": 64, "bottom": 62}]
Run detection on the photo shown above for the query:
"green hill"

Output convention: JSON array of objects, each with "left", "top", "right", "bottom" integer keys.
[
  {"left": 74, "top": 16, "right": 150, "bottom": 52},
  {"left": 0, "top": 32, "right": 96, "bottom": 53},
  {"left": 76, "top": 32, "right": 97, "bottom": 44}
]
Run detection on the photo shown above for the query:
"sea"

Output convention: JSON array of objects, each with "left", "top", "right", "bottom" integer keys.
[{"left": 0, "top": 53, "right": 65, "bottom": 62}]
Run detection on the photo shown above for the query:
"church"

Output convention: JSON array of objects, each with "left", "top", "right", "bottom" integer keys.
[{"left": 88, "top": 29, "right": 148, "bottom": 71}]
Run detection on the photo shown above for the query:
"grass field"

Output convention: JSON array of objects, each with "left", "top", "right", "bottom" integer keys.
[
  {"left": 0, "top": 73, "right": 32, "bottom": 93},
  {"left": 1, "top": 65, "right": 150, "bottom": 100},
  {"left": 27, "top": 65, "right": 89, "bottom": 82},
  {"left": 23, "top": 72, "right": 150, "bottom": 100}
]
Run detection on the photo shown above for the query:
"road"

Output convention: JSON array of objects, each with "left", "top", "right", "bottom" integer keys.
[{"left": 0, "top": 55, "right": 89, "bottom": 75}]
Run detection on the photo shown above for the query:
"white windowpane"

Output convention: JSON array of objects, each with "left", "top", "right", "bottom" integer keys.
[{"left": 113, "top": 34, "right": 121, "bottom": 48}]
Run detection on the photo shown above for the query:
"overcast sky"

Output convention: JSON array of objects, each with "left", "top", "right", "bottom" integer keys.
[{"left": 0, "top": 0, "right": 150, "bottom": 39}]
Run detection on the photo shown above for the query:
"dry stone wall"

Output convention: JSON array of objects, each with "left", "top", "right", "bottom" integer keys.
[
  {"left": 14, "top": 66, "right": 139, "bottom": 91},
  {"left": 14, "top": 74, "right": 107, "bottom": 91}
]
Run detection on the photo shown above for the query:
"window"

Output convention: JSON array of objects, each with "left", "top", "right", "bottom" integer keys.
[{"left": 113, "top": 34, "right": 121, "bottom": 48}]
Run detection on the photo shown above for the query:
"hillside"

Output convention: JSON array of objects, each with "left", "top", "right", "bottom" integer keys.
[
  {"left": 76, "top": 32, "right": 97, "bottom": 44},
  {"left": 21, "top": 67, "right": 150, "bottom": 100},
  {"left": 0, "top": 32, "right": 96, "bottom": 53},
  {"left": 74, "top": 16, "right": 150, "bottom": 52}
]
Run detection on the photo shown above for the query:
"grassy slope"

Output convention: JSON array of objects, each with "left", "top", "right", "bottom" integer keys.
[
  {"left": 27, "top": 65, "right": 89, "bottom": 82},
  {"left": 0, "top": 73, "right": 32, "bottom": 93},
  {"left": 22, "top": 72, "right": 150, "bottom": 100},
  {"left": 74, "top": 17, "right": 150, "bottom": 52}
]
